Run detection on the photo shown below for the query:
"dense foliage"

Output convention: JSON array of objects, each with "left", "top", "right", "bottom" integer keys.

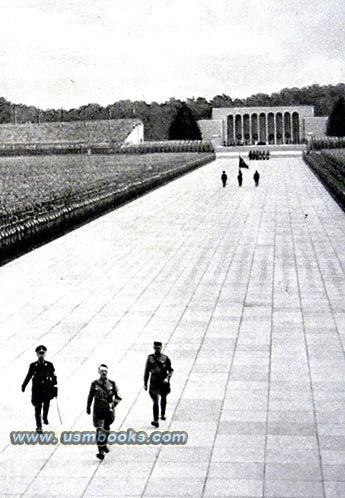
[
  {"left": 1, "top": 83, "right": 344, "bottom": 140},
  {"left": 168, "top": 103, "right": 202, "bottom": 140},
  {"left": 326, "top": 97, "right": 345, "bottom": 137}
]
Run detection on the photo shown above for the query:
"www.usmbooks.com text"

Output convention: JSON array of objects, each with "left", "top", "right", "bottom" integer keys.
[{"left": 10, "top": 428, "right": 188, "bottom": 445}]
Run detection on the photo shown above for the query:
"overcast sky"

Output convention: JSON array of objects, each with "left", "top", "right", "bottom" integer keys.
[{"left": 0, "top": 0, "right": 343, "bottom": 110}]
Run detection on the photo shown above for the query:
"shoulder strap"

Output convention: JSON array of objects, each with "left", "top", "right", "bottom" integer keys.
[
  {"left": 95, "top": 380, "right": 117, "bottom": 397},
  {"left": 152, "top": 355, "right": 166, "bottom": 373},
  {"left": 95, "top": 380, "right": 108, "bottom": 393}
]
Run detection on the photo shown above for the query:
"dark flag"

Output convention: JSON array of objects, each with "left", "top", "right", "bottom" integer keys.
[{"left": 239, "top": 157, "right": 249, "bottom": 169}]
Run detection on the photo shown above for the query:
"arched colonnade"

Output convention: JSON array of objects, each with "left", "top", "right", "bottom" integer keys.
[{"left": 227, "top": 111, "right": 301, "bottom": 146}]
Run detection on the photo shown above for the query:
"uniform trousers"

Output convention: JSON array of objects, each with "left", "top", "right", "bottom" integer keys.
[
  {"left": 149, "top": 388, "right": 167, "bottom": 422},
  {"left": 93, "top": 411, "right": 114, "bottom": 453},
  {"left": 33, "top": 398, "right": 50, "bottom": 429}
]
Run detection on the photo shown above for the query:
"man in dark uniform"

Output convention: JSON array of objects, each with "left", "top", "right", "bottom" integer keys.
[
  {"left": 221, "top": 170, "right": 228, "bottom": 187},
  {"left": 144, "top": 341, "right": 173, "bottom": 428},
  {"left": 87, "top": 364, "right": 121, "bottom": 461},
  {"left": 237, "top": 169, "right": 243, "bottom": 187},
  {"left": 253, "top": 170, "right": 260, "bottom": 186},
  {"left": 22, "top": 345, "right": 58, "bottom": 433}
]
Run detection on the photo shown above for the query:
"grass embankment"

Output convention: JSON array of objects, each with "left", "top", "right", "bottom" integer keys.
[
  {"left": 0, "top": 152, "right": 214, "bottom": 263},
  {"left": 303, "top": 150, "right": 345, "bottom": 210}
]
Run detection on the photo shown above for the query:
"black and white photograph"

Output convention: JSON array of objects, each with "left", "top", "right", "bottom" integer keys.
[{"left": 0, "top": 1, "right": 345, "bottom": 496}]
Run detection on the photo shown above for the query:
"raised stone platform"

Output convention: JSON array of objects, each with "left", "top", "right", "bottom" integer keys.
[{"left": 215, "top": 144, "right": 306, "bottom": 158}]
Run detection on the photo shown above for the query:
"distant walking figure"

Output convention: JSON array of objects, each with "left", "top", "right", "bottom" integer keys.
[
  {"left": 237, "top": 169, "right": 243, "bottom": 187},
  {"left": 221, "top": 170, "right": 228, "bottom": 187},
  {"left": 253, "top": 170, "right": 260, "bottom": 187}
]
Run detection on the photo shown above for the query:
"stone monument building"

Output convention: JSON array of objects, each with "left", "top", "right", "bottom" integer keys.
[{"left": 198, "top": 106, "right": 328, "bottom": 146}]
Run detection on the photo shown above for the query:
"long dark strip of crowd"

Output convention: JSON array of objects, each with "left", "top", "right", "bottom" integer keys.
[{"left": 248, "top": 150, "right": 270, "bottom": 160}]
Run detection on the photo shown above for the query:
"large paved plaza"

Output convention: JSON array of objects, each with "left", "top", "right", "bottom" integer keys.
[{"left": 1, "top": 154, "right": 345, "bottom": 497}]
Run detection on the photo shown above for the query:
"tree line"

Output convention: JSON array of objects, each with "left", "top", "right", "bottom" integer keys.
[{"left": 0, "top": 83, "right": 344, "bottom": 140}]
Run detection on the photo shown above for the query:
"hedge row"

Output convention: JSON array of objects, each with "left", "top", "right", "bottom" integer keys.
[
  {"left": 0, "top": 153, "right": 215, "bottom": 264},
  {"left": 0, "top": 140, "right": 214, "bottom": 156},
  {"left": 303, "top": 151, "right": 345, "bottom": 210}
]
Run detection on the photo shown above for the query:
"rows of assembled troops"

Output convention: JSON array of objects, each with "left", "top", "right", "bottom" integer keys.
[
  {"left": 249, "top": 149, "right": 270, "bottom": 160},
  {"left": 22, "top": 341, "right": 173, "bottom": 461}
]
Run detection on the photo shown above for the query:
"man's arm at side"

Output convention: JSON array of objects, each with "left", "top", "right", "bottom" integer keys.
[
  {"left": 86, "top": 381, "right": 95, "bottom": 414},
  {"left": 22, "top": 364, "right": 34, "bottom": 392},
  {"left": 166, "top": 357, "right": 174, "bottom": 380},
  {"left": 49, "top": 362, "right": 57, "bottom": 385},
  {"left": 112, "top": 381, "right": 122, "bottom": 405},
  {"left": 144, "top": 356, "right": 151, "bottom": 390}
]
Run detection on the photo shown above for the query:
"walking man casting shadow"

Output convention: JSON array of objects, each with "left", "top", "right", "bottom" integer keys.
[
  {"left": 237, "top": 169, "right": 243, "bottom": 187},
  {"left": 144, "top": 341, "right": 173, "bottom": 428},
  {"left": 253, "top": 170, "right": 260, "bottom": 186},
  {"left": 87, "top": 364, "right": 122, "bottom": 460},
  {"left": 21, "top": 345, "right": 58, "bottom": 433},
  {"left": 221, "top": 170, "right": 228, "bottom": 187}
]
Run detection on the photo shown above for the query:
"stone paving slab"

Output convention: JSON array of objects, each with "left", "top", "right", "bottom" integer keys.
[{"left": 1, "top": 155, "right": 345, "bottom": 497}]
